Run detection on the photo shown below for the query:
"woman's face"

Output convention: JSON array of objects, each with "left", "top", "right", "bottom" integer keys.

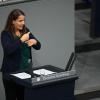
[{"left": 13, "top": 15, "right": 25, "bottom": 31}]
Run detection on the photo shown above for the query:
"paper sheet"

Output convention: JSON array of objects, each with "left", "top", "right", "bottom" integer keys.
[
  {"left": 33, "top": 69, "right": 56, "bottom": 75},
  {"left": 11, "top": 72, "right": 31, "bottom": 79}
]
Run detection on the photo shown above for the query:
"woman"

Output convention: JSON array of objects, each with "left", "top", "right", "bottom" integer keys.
[{"left": 1, "top": 9, "right": 41, "bottom": 100}]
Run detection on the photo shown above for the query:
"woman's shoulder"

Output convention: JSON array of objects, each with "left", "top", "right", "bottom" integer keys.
[
  {"left": 1, "top": 30, "right": 11, "bottom": 36},
  {"left": 1, "top": 30, "right": 9, "bottom": 34},
  {"left": 1, "top": 30, "right": 14, "bottom": 41}
]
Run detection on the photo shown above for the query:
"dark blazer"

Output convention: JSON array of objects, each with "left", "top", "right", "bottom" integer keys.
[{"left": 1, "top": 31, "right": 41, "bottom": 73}]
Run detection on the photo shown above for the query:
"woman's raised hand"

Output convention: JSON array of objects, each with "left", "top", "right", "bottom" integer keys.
[
  {"left": 20, "top": 32, "right": 30, "bottom": 42},
  {"left": 25, "top": 39, "right": 37, "bottom": 47}
]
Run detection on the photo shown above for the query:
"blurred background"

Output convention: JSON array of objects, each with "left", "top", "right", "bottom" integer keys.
[{"left": 75, "top": 0, "right": 100, "bottom": 100}]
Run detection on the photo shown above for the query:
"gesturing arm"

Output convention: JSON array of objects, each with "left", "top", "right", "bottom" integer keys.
[{"left": 1, "top": 31, "right": 22, "bottom": 55}]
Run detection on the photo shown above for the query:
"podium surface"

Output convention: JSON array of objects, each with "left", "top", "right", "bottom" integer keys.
[{"left": 9, "top": 65, "right": 78, "bottom": 100}]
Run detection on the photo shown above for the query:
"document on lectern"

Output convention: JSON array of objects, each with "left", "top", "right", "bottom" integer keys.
[
  {"left": 11, "top": 72, "right": 31, "bottom": 79},
  {"left": 33, "top": 69, "right": 56, "bottom": 75}
]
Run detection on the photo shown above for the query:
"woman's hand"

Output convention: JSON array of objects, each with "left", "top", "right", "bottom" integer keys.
[
  {"left": 25, "top": 39, "right": 37, "bottom": 47},
  {"left": 20, "top": 32, "right": 30, "bottom": 42}
]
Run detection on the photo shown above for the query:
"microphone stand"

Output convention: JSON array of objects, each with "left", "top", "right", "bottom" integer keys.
[{"left": 28, "top": 59, "right": 34, "bottom": 78}]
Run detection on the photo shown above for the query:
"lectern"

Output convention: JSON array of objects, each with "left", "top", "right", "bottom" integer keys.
[{"left": 9, "top": 65, "right": 78, "bottom": 100}]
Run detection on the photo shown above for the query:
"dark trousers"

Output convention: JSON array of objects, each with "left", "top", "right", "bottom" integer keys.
[{"left": 3, "top": 78, "right": 24, "bottom": 100}]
